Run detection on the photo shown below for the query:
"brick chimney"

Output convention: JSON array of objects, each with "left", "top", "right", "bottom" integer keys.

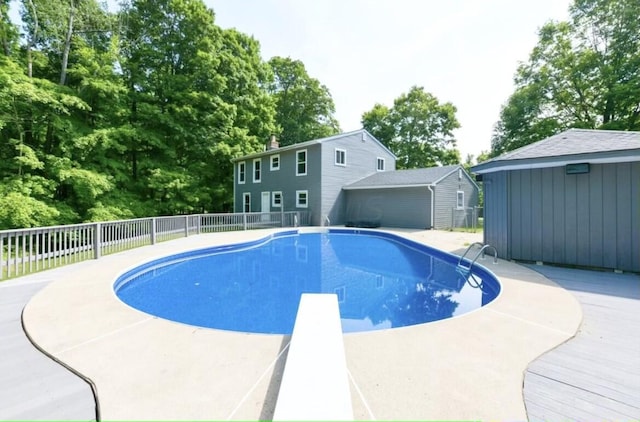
[{"left": 267, "top": 134, "right": 279, "bottom": 150}]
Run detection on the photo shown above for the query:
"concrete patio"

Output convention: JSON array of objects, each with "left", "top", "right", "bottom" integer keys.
[{"left": 1, "top": 228, "right": 636, "bottom": 420}]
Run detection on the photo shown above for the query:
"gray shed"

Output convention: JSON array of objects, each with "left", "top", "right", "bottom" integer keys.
[
  {"left": 343, "top": 165, "right": 479, "bottom": 229},
  {"left": 472, "top": 128, "right": 640, "bottom": 272}
]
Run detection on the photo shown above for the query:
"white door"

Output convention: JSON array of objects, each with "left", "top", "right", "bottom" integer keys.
[{"left": 261, "top": 192, "right": 270, "bottom": 221}]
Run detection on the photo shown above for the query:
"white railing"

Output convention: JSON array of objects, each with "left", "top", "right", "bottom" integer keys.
[{"left": 0, "top": 211, "right": 309, "bottom": 280}]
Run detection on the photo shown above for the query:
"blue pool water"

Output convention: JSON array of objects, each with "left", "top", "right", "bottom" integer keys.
[{"left": 115, "top": 229, "right": 500, "bottom": 334}]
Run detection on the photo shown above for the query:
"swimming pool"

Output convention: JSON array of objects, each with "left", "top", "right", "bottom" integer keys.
[{"left": 114, "top": 229, "right": 500, "bottom": 334}]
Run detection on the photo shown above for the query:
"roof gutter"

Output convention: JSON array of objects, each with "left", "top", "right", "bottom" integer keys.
[
  {"left": 472, "top": 152, "right": 640, "bottom": 174},
  {"left": 427, "top": 184, "right": 435, "bottom": 229}
]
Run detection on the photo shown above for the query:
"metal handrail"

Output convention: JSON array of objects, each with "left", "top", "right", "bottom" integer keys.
[{"left": 458, "top": 242, "right": 498, "bottom": 273}]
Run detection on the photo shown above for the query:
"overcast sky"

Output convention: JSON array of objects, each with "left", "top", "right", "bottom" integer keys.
[{"left": 208, "top": 0, "right": 573, "bottom": 160}]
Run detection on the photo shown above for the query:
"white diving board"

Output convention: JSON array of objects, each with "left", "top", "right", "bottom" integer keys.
[{"left": 273, "top": 293, "right": 353, "bottom": 421}]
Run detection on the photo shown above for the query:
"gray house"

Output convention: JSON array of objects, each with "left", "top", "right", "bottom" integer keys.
[
  {"left": 343, "top": 165, "right": 479, "bottom": 229},
  {"left": 232, "top": 129, "right": 397, "bottom": 226},
  {"left": 472, "top": 128, "right": 640, "bottom": 272}
]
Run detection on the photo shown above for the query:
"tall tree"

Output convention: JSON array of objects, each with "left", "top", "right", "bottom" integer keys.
[
  {"left": 0, "top": 0, "right": 18, "bottom": 56},
  {"left": 491, "top": 0, "right": 640, "bottom": 156},
  {"left": 268, "top": 56, "right": 340, "bottom": 146},
  {"left": 362, "top": 86, "right": 461, "bottom": 169}
]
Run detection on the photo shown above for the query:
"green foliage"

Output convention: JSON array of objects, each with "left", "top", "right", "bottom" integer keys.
[
  {"left": 268, "top": 56, "right": 340, "bottom": 146},
  {"left": 0, "top": 0, "right": 346, "bottom": 229},
  {"left": 0, "top": 190, "right": 60, "bottom": 228},
  {"left": 362, "top": 86, "right": 461, "bottom": 169},
  {"left": 491, "top": 0, "right": 640, "bottom": 156}
]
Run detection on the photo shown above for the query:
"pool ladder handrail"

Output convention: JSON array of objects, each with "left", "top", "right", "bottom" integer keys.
[{"left": 458, "top": 242, "right": 498, "bottom": 274}]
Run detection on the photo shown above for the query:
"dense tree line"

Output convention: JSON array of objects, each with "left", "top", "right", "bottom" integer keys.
[
  {"left": 491, "top": 0, "right": 640, "bottom": 156},
  {"left": 3, "top": 0, "right": 633, "bottom": 229},
  {"left": 0, "top": 0, "right": 339, "bottom": 228}
]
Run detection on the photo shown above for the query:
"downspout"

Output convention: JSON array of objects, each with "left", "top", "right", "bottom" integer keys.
[{"left": 427, "top": 184, "right": 435, "bottom": 229}]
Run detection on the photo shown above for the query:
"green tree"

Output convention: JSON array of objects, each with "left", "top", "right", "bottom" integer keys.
[
  {"left": 0, "top": 0, "right": 18, "bottom": 56},
  {"left": 491, "top": 0, "right": 640, "bottom": 156},
  {"left": 362, "top": 86, "right": 461, "bottom": 169},
  {"left": 119, "top": 0, "right": 277, "bottom": 213},
  {"left": 268, "top": 56, "right": 340, "bottom": 146}
]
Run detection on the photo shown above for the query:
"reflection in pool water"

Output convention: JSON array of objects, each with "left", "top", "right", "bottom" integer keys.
[{"left": 115, "top": 230, "right": 500, "bottom": 334}]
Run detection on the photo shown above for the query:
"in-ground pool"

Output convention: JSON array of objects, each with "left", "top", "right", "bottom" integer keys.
[{"left": 114, "top": 229, "right": 500, "bottom": 334}]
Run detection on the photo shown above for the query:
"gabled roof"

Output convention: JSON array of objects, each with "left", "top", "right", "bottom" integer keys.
[
  {"left": 343, "top": 165, "right": 465, "bottom": 190},
  {"left": 231, "top": 129, "right": 396, "bottom": 162},
  {"left": 472, "top": 129, "right": 640, "bottom": 174}
]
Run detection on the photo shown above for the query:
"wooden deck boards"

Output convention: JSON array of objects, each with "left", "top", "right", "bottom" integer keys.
[
  {"left": 0, "top": 278, "right": 96, "bottom": 421},
  {"left": 523, "top": 265, "right": 640, "bottom": 422}
]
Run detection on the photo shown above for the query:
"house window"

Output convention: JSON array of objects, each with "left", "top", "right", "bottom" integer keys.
[
  {"left": 243, "top": 192, "right": 251, "bottom": 212},
  {"left": 377, "top": 157, "right": 385, "bottom": 171},
  {"left": 270, "top": 154, "right": 280, "bottom": 171},
  {"left": 296, "top": 150, "right": 307, "bottom": 176},
  {"left": 296, "top": 190, "right": 308, "bottom": 208},
  {"left": 253, "top": 158, "right": 261, "bottom": 183},
  {"left": 238, "top": 162, "right": 246, "bottom": 184},
  {"left": 272, "top": 191, "right": 282, "bottom": 208},
  {"left": 457, "top": 190, "right": 464, "bottom": 209},
  {"left": 335, "top": 148, "right": 346, "bottom": 166},
  {"left": 458, "top": 168, "right": 463, "bottom": 180}
]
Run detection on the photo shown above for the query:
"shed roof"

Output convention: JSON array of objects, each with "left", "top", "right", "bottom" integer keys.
[
  {"left": 343, "top": 165, "right": 461, "bottom": 190},
  {"left": 231, "top": 128, "right": 396, "bottom": 162},
  {"left": 472, "top": 129, "right": 640, "bottom": 174}
]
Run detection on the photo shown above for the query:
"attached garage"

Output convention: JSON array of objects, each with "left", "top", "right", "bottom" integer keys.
[
  {"left": 472, "top": 129, "right": 640, "bottom": 272},
  {"left": 343, "top": 165, "right": 479, "bottom": 230}
]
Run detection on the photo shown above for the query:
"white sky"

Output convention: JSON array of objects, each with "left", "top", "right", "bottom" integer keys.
[{"left": 208, "top": 0, "right": 572, "bottom": 161}]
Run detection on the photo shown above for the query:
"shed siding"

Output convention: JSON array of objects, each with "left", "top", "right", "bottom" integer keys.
[
  {"left": 320, "top": 132, "right": 396, "bottom": 225},
  {"left": 433, "top": 170, "right": 479, "bottom": 229},
  {"left": 345, "top": 187, "right": 430, "bottom": 229},
  {"left": 506, "top": 162, "right": 640, "bottom": 272},
  {"left": 482, "top": 171, "right": 509, "bottom": 259}
]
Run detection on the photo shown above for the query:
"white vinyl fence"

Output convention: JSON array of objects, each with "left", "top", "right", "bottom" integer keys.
[{"left": 0, "top": 211, "right": 309, "bottom": 280}]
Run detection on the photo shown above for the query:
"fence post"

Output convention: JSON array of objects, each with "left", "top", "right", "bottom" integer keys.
[
  {"left": 243, "top": 213, "right": 247, "bottom": 230},
  {"left": 150, "top": 218, "right": 157, "bottom": 245},
  {"left": 197, "top": 214, "right": 202, "bottom": 235},
  {"left": 93, "top": 223, "right": 102, "bottom": 259}
]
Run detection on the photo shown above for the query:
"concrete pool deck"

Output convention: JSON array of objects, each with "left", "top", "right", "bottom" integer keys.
[{"left": 19, "top": 228, "right": 583, "bottom": 420}]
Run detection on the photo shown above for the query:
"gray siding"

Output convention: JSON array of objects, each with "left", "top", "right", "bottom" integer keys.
[
  {"left": 320, "top": 132, "right": 396, "bottom": 225},
  {"left": 345, "top": 187, "right": 431, "bottom": 229},
  {"left": 482, "top": 171, "right": 509, "bottom": 259},
  {"left": 506, "top": 162, "right": 640, "bottom": 272},
  {"left": 433, "top": 169, "right": 479, "bottom": 229},
  {"left": 233, "top": 144, "right": 322, "bottom": 217}
]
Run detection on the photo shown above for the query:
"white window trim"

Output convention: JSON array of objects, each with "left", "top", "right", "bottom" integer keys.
[
  {"left": 253, "top": 158, "right": 261, "bottom": 183},
  {"left": 335, "top": 148, "right": 346, "bottom": 166},
  {"left": 243, "top": 192, "right": 251, "bottom": 213},
  {"left": 238, "top": 161, "right": 246, "bottom": 184},
  {"left": 296, "top": 149, "right": 307, "bottom": 176},
  {"left": 456, "top": 190, "right": 465, "bottom": 209},
  {"left": 270, "top": 154, "right": 280, "bottom": 171},
  {"left": 377, "top": 157, "right": 385, "bottom": 171},
  {"left": 272, "top": 191, "right": 282, "bottom": 208},
  {"left": 296, "top": 190, "right": 308, "bottom": 208}
]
